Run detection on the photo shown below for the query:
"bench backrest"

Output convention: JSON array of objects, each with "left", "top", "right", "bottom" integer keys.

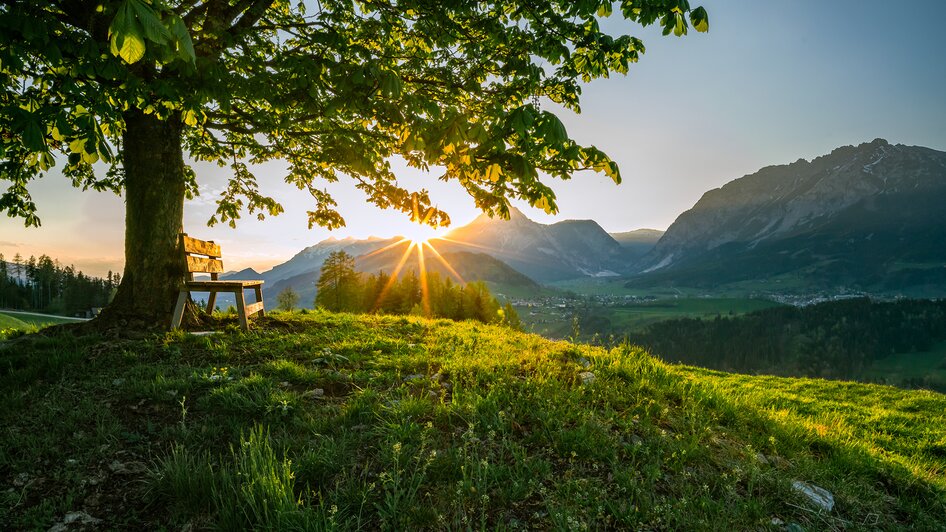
[{"left": 180, "top": 233, "right": 224, "bottom": 281}]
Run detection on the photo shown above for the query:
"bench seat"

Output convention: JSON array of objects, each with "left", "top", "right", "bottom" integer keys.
[
  {"left": 171, "top": 233, "right": 265, "bottom": 330},
  {"left": 186, "top": 280, "right": 263, "bottom": 290}
]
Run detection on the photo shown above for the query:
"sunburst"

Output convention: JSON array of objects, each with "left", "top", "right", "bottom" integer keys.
[{"left": 370, "top": 199, "right": 468, "bottom": 316}]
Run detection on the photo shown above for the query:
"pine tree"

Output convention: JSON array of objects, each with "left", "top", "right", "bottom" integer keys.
[{"left": 315, "top": 251, "right": 360, "bottom": 312}]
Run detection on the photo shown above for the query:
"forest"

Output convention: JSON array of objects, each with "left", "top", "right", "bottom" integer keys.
[
  {"left": 0, "top": 253, "right": 118, "bottom": 316},
  {"left": 628, "top": 298, "right": 946, "bottom": 391},
  {"left": 311, "top": 251, "right": 520, "bottom": 327}
]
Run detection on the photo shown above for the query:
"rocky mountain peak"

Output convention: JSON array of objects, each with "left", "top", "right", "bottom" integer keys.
[{"left": 635, "top": 140, "right": 946, "bottom": 288}]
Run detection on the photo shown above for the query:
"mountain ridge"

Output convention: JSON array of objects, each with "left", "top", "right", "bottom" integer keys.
[{"left": 631, "top": 138, "right": 946, "bottom": 294}]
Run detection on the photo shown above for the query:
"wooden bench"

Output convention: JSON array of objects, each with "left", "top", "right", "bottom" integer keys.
[{"left": 171, "top": 234, "right": 265, "bottom": 330}]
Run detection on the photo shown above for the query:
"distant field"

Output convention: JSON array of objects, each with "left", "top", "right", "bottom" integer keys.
[
  {"left": 862, "top": 341, "right": 946, "bottom": 389},
  {"left": 520, "top": 297, "right": 783, "bottom": 339},
  {"left": 0, "top": 313, "right": 27, "bottom": 329},
  {"left": 607, "top": 298, "right": 781, "bottom": 330},
  {"left": 0, "top": 311, "right": 84, "bottom": 329}
]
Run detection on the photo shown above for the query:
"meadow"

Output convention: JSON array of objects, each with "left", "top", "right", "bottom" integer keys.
[
  {"left": 0, "top": 311, "right": 83, "bottom": 332},
  {"left": 1, "top": 311, "right": 943, "bottom": 529}
]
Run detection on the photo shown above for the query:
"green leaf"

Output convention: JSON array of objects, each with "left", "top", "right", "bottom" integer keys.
[
  {"left": 22, "top": 120, "right": 45, "bottom": 151},
  {"left": 691, "top": 6, "right": 709, "bottom": 32},
  {"left": 108, "top": 2, "right": 128, "bottom": 39},
  {"left": 673, "top": 13, "right": 686, "bottom": 36},
  {"left": 129, "top": 0, "right": 172, "bottom": 42},
  {"left": 170, "top": 16, "right": 196, "bottom": 65},
  {"left": 118, "top": 30, "right": 146, "bottom": 63},
  {"left": 540, "top": 113, "right": 567, "bottom": 144}
]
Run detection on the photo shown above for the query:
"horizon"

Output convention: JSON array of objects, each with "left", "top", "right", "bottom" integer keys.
[{"left": 3, "top": 0, "right": 946, "bottom": 278}]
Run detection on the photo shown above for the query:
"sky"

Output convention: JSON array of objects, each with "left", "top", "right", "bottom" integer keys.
[{"left": 3, "top": 0, "right": 946, "bottom": 277}]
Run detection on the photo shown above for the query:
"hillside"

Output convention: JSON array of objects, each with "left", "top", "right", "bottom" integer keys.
[
  {"left": 0, "top": 312, "right": 26, "bottom": 329},
  {"left": 1, "top": 315, "right": 944, "bottom": 529},
  {"left": 633, "top": 139, "right": 946, "bottom": 295}
]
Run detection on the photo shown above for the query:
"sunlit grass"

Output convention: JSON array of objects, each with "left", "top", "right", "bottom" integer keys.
[{"left": 1, "top": 311, "right": 944, "bottom": 528}]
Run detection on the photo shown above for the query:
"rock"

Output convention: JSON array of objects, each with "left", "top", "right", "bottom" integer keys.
[
  {"left": 403, "top": 374, "right": 423, "bottom": 382},
  {"left": 108, "top": 460, "right": 147, "bottom": 475},
  {"left": 13, "top": 472, "right": 29, "bottom": 487},
  {"left": 770, "top": 517, "right": 784, "bottom": 526},
  {"left": 111, "top": 378, "right": 125, "bottom": 386},
  {"left": 577, "top": 357, "right": 591, "bottom": 369},
  {"left": 427, "top": 390, "right": 440, "bottom": 399},
  {"left": 302, "top": 388, "right": 325, "bottom": 400},
  {"left": 767, "top": 455, "right": 792, "bottom": 469},
  {"left": 48, "top": 511, "right": 101, "bottom": 531},
  {"left": 279, "top": 381, "right": 290, "bottom": 388},
  {"left": 431, "top": 372, "right": 445, "bottom": 383},
  {"left": 579, "top": 371, "right": 595, "bottom": 385},
  {"left": 791, "top": 480, "right": 834, "bottom": 512},
  {"left": 755, "top": 452, "right": 769, "bottom": 465},
  {"left": 786, "top": 524, "right": 806, "bottom": 532}
]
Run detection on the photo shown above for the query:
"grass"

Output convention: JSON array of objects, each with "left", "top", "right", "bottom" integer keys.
[
  {"left": 1, "top": 311, "right": 944, "bottom": 529},
  {"left": 0, "top": 310, "right": 83, "bottom": 328},
  {"left": 0, "top": 312, "right": 27, "bottom": 329}
]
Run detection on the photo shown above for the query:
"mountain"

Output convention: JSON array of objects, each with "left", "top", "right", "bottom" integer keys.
[
  {"left": 437, "top": 207, "right": 631, "bottom": 282},
  {"left": 631, "top": 139, "right": 946, "bottom": 294},
  {"left": 609, "top": 229, "right": 664, "bottom": 259},
  {"left": 261, "top": 236, "right": 398, "bottom": 285},
  {"left": 220, "top": 268, "right": 263, "bottom": 281}
]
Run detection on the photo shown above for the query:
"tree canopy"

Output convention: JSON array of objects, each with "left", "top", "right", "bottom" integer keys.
[
  {"left": 2, "top": 0, "right": 708, "bottom": 226},
  {"left": 0, "top": 0, "right": 707, "bottom": 327}
]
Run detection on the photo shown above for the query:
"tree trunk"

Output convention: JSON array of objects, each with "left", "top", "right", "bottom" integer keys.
[{"left": 95, "top": 110, "right": 187, "bottom": 330}]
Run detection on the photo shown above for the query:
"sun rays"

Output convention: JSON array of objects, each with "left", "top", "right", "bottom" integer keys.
[{"left": 370, "top": 200, "right": 468, "bottom": 314}]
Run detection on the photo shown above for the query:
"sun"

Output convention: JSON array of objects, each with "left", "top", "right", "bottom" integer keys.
[{"left": 400, "top": 222, "right": 443, "bottom": 245}]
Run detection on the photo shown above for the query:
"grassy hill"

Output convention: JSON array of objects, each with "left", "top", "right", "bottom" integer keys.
[
  {"left": 1, "top": 313, "right": 944, "bottom": 529},
  {"left": 0, "top": 312, "right": 27, "bottom": 330},
  {"left": 0, "top": 311, "right": 84, "bottom": 329}
]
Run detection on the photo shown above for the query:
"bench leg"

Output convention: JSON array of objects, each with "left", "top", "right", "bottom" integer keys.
[
  {"left": 206, "top": 290, "right": 217, "bottom": 315},
  {"left": 171, "top": 291, "right": 188, "bottom": 330},
  {"left": 235, "top": 289, "right": 249, "bottom": 330},
  {"left": 253, "top": 285, "right": 265, "bottom": 317}
]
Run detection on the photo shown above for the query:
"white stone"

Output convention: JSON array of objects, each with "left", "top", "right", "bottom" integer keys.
[{"left": 792, "top": 480, "right": 834, "bottom": 512}]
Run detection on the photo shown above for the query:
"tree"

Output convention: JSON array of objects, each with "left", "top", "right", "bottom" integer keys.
[
  {"left": 315, "top": 250, "right": 359, "bottom": 312},
  {"left": 0, "top": 1, "right": 708, "bottom": 329},
  {"left": 276, "top": 286, "right": 299, "bottom": 312}
]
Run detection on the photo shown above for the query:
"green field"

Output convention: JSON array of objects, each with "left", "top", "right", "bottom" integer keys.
[
  {"left": 0, "top": 311, "right": 83, "bottom": 336},
  {"left": 607, "top": 298, "right": 782, "bottom": 330},
  {"left": 862, "top": 341, "right": 946, "bottom": 389},
  {"left": 1, "top": 311, "right": 943, "bottom": 529},
  {"left": 521, "top": 297, "right": 784, "bottom": 339},
  {"left": 0, "top": 313, "right": 28, "bottom": 329}
]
